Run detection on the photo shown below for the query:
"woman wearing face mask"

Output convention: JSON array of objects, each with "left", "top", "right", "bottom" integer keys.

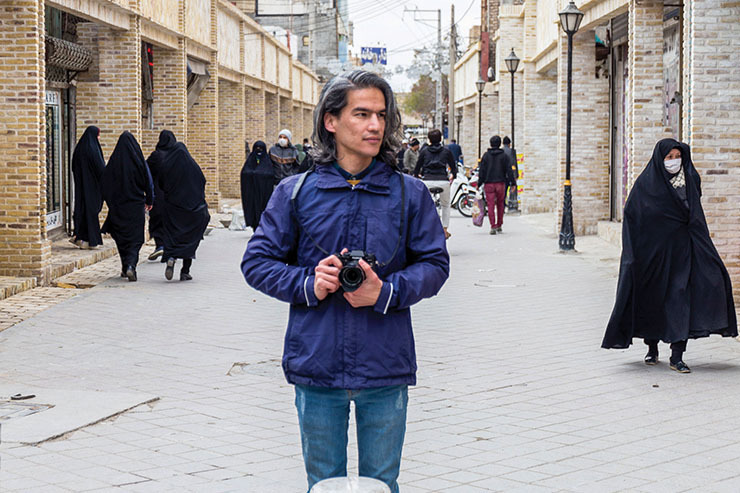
[
  {"left": 269, "top": 129, "right": 300, "bottom": 184},
  {"left": 602, "top": 138, "right": 737, "bottom": 373}
]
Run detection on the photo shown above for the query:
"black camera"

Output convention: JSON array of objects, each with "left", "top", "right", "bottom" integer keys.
[{"left": 337, "top": 250, "right": 377, "bottom": 292}]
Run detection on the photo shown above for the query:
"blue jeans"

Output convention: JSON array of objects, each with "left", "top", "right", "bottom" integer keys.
[{"left": 294, "top": 384, "right": 408, "bottom": 493}]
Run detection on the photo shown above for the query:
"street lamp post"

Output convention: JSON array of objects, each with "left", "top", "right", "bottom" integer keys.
[
  {"left": 558, "top": 1, "right": 583, "bottom": 251},
  {"left": 475, "top": 78, "right": 486, "bottom": 164},
  {"left": 504, "top": 48, "right": 520, "bottom": 212}
]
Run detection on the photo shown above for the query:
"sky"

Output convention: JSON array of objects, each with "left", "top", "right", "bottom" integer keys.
[{"left": 348, "top": 0, "right": 480, "bottom": 92}]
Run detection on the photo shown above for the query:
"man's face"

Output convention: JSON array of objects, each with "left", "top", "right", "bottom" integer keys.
[
  {"left": 324, "top": 87, "right": 386, "bottom": 163},
  {"left": 411, "top": 144, "right": 419, "bottom": 152}
]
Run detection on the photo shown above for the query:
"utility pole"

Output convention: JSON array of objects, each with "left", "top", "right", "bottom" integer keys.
[
  {"left": 309, "top": 0, "right": 317, "bottom": 70},
  {"left": 435, "top": 8, "right": 442, "bottom": 132},
  {"left": 448, "top": 4, "right": 456, "bottom": 145},
  {"left": 406, "top": 7, "right": 444, "bottom": 132}
]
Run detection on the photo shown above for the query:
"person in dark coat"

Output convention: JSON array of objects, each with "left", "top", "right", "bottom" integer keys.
[
  {"left": 502, "top": 136, "right": 519, "bottom": 212},
  {"left": 146, "top": 131, "right": 177, "bottom": 261},
  {"left": 269, "top": 129, "right": 300, "bottom": 184},
  {"left": 240, "top": 141, "right": 275, "bottom": 232},
  {"left": 602, "top": 138, "right": 737, "bottom": 373},
  {"left": 70, "top": 126, "right": 106, "bottom": 249},
  {"left": 147, "top": 131, "right": 210, "bottom": 281},
  {"left": 101, "top": 131, "right": 155, "bottom": 282},
  {"left": 477, "top": 135, "right": 516, "bottom": 235}
]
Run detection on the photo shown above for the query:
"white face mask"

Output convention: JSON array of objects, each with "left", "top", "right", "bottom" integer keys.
[
  {"left": 664, "top": 158, "right": 682, "bottom": 174},
  {"left": 278, "top": 138, "right": 289, "bottom": 148}
]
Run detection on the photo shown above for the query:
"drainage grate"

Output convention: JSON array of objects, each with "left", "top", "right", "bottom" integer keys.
[{"left": 0, "top": 401, "right": 54, "bottom": 421}]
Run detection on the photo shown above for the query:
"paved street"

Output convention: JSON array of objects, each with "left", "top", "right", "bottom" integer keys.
[{"left": 1, "top": 212, "right": 740, "bottom": 492}]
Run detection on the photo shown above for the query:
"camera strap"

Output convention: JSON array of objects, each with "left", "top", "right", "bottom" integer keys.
[{"left": 290, "top": 165, "right": 406, "bottom": 267}]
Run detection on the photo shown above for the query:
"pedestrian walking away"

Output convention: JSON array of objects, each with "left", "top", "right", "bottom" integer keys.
[
  {"left": 396, "top": 139, "right": 408, "bottom": 169},
  {"left": 241, "top": 69, "right": 449, "bottom": 493},
  {"left": 413, "top": 128, "right": 457, "bottom": 239},
  {"left": 70, "top": 125, "right": 106, "bottom": 250},
  {"left": 240, "top": 141, "right": 275, "bottom": 232},
  {"left": 446, "top": 138, "right": 463, "bottom": 165},
  {"left": 146, "top": 132, "right": 174, "bottom": 261},
  {"left": 601, "top": 138, "right": 737, "bottom": 373},
  {"left": 502, "top": 136, "right": 519, "bottom": 212},
  {"left": 270, "top": 129, "right": 300, "bottom": 184},
  {"left": 402, "top": 138, "right": 420, "bottom": 174},
  {"left": 146, "top": 130, "right": 210, "bottom": 282},
  {"left": 101, "top": 131, "right": 154, "bottom": 282},
  {"left": 478, "top": 135, "right": 516, "bottom": 235}
]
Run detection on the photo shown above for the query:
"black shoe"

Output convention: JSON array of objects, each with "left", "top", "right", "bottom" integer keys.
[
  {"left": 489, "top": 228, "right": 497, "bottom": 235},
  {"left": 165, "top": 258, "right": 175, "bottom": 280},
  {"left": 125, "top": 266, "right": 137, "bottom": 282},
  {"left": 148, "top": 247, "right": 163, "bottom": 261},
  {"left": 644, "top": 353, "right": 658, "bottom": 365},
  {"left": 120, "top": 271, "right": 127, "bottom": 278},
  {"left": 496, "top": 227, "right": 503, "bottom": 233},
  {"left": 670, "top": 360, "right": 691, "bottom": 373},
  {"left": 180, "top": 272, "right": 192, "bottom": 281}
]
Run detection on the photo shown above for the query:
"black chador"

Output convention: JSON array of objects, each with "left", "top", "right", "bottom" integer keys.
[
  {"left": 602, "top": 139, "right": 737, "bottom": 358},
  {"left": 146, "top": 131, "right": 210, "bottom": 281},
  {"left": 240, "top": 141, "right": 276, "bottom": 231},
  {"left": 146, "top": 131, "right": 175, "bottom": 259},
  {"left": 101, "top": 131, "right": 155, "bottom": 282},
  {"left": 71, "top": 126, "right": 106, "bottom": 248}
]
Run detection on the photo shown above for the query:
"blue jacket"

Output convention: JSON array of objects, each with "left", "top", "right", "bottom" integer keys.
[{"left": 241, "top": 160, "right": 449, "bottom": 389}]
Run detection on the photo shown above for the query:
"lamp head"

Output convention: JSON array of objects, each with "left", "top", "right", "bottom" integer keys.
[
  {"left": 559, "top": 1, "right": 584, "bottom": 35},
  {"left": 504, "top": 48, "right": 520, "bottom": 74}
]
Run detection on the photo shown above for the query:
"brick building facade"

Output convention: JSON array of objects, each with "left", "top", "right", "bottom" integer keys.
[
  {"left": 454, "top": 0, "right": 740, "bottom": 305},
  {"left": 0, "top": 0, "right": 318, "bottom": 284}
]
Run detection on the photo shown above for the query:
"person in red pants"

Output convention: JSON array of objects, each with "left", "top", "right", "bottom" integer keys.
[{"left": 477, "top": 136, "right": 516, "bottom": 234}]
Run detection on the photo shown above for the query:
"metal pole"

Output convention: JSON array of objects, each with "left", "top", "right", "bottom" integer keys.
[
  {"left": 448, "top": 4, "right": 456, "bottom": 144},
  {"left": 436, "top": 9, "right": 442, "bottom": 131},
  {"left": 559, "top": 32, "right": 575, "bottom": 250},
  {"left": 510, "top": 70, "right": 515, "bottom": 148},
  {"left": 477, "top": 91, "right": 482, "bottom": 164}
]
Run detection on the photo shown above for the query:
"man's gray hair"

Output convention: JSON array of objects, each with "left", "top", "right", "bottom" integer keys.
[{"left": 310, "top": 70, "right": 402, "bottom": 167}]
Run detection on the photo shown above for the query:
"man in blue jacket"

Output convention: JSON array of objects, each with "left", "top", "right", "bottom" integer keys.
[{"left": 241, "top": 70, "right": 449, "bottom": 493}]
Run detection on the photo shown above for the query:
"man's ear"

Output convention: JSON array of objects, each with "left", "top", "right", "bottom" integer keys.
[{"left": 324, "top": 112, "right": 337, "bottom": 134}]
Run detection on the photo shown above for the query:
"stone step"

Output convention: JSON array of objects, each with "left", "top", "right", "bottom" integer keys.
[
  {"left": 597, "top": 220, "right": 622, "bottom": 249},
  {"left": 0, "top": 276, "right": 37, "bottom": 302}
]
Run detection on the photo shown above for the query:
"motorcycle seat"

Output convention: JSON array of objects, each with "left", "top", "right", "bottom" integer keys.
[{"left": 428, "top": 187, "right": 444, "bottom": 195}]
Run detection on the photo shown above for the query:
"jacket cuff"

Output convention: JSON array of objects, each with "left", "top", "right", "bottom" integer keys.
[
  {"left": 303, "top": 275, "right": 319, "bottom": 307},
  {"left": 373, "top": 281, "right": 394, "bottom": 315}
]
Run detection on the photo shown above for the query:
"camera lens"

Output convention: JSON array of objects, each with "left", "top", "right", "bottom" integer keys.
[{"left": 339, "top": 264, "right": 365, "bottom": 292}]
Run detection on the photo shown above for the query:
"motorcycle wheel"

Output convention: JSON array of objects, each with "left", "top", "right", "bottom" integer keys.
[{"left": 456, "top": 192, "right": 475, "bottom": 217}]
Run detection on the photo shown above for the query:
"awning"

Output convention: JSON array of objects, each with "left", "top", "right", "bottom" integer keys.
[{"left": 45, "top": 35, "right": 93, "bottom": 72}]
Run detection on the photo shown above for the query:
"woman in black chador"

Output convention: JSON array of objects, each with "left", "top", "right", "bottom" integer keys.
[
  {"left": 70, "top": 126, "right": 106, "bottom": 249},
  {"left": 146, "top": 130, "right": 210, "bottom": 281},
  {"left": 101, "top": 131, "right": 155, "bottom": 282},
  {"left": 145, "top": 132, "right": 175, "bottom": 261},
  {"left": 240, "top": 141, "right": 275, "bottom": 232},
  {"left": 602, "top": 138, "right": 737, "bottom": 373}
]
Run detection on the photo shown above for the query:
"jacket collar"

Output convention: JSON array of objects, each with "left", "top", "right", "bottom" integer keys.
[{"left": 314, "top": 160, "right": 393, "bottom": 195}]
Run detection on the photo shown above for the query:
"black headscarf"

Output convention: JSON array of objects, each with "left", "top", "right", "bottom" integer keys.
[
  {"left": 240, "top": 141, "right": 276, "bottom": 230},
  {"left": 71, "top": 126, "right": 106, "bottom": 246},
  {"left": 101, "top": 131, "right": 154, "bottom": 267},
  {"left": 602, "top": 138, "right": 737, "bottom": 348},
  {"left": 146, "top": 130, "right": 178, "bottom": 248},
  {"left": 147, "top": 134, "right": 210, "bottom": 260}
]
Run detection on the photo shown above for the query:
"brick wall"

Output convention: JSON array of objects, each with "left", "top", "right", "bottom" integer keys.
[
  {"left": 684, "top": 0, "right": 740, "bottom": 306},
  {"left": 141, "top": 42, "right": 188, "bottom": 154},
  {"left": 556, "top": 29, "right": 610, "bottom": 236},
  {"left": 187, "top": 54, "right": 220, "bottom": 209},
  {"left": 279, "top": 95, "right": 293, "bottom": 141},
  {"left": 461, "top": 100, "right": 477, "bottom": 165},
  {"left": 76, "top": 19, "right": 142, "bottom": 155},
  {"left": 0, "top": 1, "right": 51, "bottom": 281},
  {"left": 480, "top": 88, "right": 499, "bottom": 160},
  {"left": 264, "top": 91, "right": 279, "bottom": 145},
  {"left": 628, "top": 0, "right": 670, "bottom": 188},
  {"left": 522, "top": 69, "right": 557, "bottom": 213},
  {"left": 245, "top": 86, "right": 266, "bottom": 146},
  {"left": 218, "top": 79, "right": 245, "bottom": 199},
  {"left": 303, "top": 107, "right": 313, "bottom": 144}
]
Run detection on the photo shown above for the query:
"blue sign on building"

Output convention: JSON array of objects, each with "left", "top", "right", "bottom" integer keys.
[{"left": 361, "top": 47, "right": 387, "bottom": 65}]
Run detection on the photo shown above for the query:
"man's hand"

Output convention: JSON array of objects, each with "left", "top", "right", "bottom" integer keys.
[
  {"left": 343, "top": 259, "right": 383, "bottom": 308},
  {"left": 314, "top": 254, "right": 343, "bottom": 301},
  {"left": 145, "top": 204, "right": 153, "bottom": 212}
]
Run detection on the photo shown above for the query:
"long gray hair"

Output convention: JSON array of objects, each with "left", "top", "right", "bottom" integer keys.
[{"left": 310, "top": 70, "right": 402, "bottom": 167}]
